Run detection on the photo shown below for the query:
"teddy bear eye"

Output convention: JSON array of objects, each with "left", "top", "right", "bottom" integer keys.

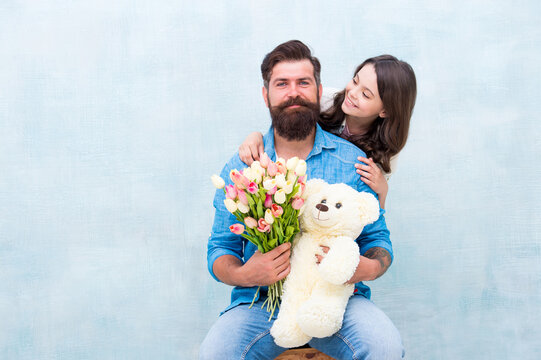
[
  {"left": 321, "top": 199, "right": 327, "bottom": 204},
  {"left": 335, "top": 203, "right": 342, "bottom": 209}
]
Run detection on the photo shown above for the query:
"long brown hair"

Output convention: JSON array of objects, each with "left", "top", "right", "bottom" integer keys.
[{"left": 320, "top": 55, "right": 417, "bottom": 173}]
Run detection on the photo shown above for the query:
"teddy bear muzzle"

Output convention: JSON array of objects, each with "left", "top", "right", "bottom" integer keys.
[{"left": 312, "top": 203, "right": 331, "bottom": 222}]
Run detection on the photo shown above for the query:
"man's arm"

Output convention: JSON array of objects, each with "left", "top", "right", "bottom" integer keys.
[
  {"left": 345, "top": 247, "right": 392, "bottom": 284},
  {"left": 317, "top": 245, "right": 392, "bottom": 283},
  {"left": 212, "top": 244, "right": 292, "bottom": 287},
  {"left": 207, "top": 156, "right": 292, "bottom": 287},
  {"left": 349, "top": 157, "right": 394, "bottom": 283}
]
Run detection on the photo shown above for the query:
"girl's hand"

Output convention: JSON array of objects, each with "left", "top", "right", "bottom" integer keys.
[
  {"left": 239, "top": 132, "right": 264, "bottom": 166},
  {"left": 355, "top": 156, "right": 388, "bottom": 208}
]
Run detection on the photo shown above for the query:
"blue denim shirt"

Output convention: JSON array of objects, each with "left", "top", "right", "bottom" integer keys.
[{"left": 208, "top": 124, "right": 392, "bottom": 312}]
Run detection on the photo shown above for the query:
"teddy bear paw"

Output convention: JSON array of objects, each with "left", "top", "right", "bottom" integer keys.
[
  {"left": 297, "top": 301, "right": 343, "bottom": 338},
  {"left": 270, "top": 317, "right": 311, "bottom": 348}
]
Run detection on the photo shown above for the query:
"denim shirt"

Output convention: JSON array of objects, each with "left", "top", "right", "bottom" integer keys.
[{"left": 207, "top": 124, "right": 392, "bottom": 313}]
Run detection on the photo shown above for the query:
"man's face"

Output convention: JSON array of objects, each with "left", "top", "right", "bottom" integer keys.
[{"left": 263, "top": 60, "right": 323, "bottom": 141}]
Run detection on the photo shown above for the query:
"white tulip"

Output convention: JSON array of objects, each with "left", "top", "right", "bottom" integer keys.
[
  {"left": 283, "top": 180, "right": 294, "bottom": 194},
  {"left": 275, "top": 174, "right": 287, "bottom": 188},
  {"left": 211, "top": 174, "right": 225, "bottom": 189},
  {"left": 243, "top": 168, "right": 254, "bottom": 182},
  {"left": 251, "top": 161, "right": 264, "bottom": 175},
  {"left": 237, "top": 201, "right": 250, "bottom": 214},
  {"left": 224, "top": 198, "right": 237, "bottom": 213},
  {"left": 286, "top": 157, "right": 299, "bottom": 171},
  {"left": 287, "top": 172, "right": 297, "bottom": 183},
  {"left": 274, "top": 189, "right": 286, "bottom": 204},
  {"left": 264, "top": 209, "right": 275, "bottom": 224},
  {"left": 295, "top": 160, "right": 307, "bottom": 176},
  {"left": 263, "top": 178, "right": 277, "bottom": 191}
]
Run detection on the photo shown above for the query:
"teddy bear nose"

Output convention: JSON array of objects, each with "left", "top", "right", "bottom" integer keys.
[{"left": 316, "top": 203, "right": 329, "bottom": 212}]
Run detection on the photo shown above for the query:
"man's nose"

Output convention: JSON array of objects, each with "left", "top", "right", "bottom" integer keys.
[
  {"left": 287, "top": 84, "right": 299, "bottom": 97},
  {"left": 316, "top": 203, "right": 328, "bottom": 212}
]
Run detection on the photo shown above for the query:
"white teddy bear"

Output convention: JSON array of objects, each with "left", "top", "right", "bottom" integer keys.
[{"left": 270, "top": 179, "right": 381, "bottom": 348}]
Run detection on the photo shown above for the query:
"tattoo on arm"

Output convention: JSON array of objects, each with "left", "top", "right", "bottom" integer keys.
[{"left": 363, "top": 247, "right": 392, "bottom": 279}]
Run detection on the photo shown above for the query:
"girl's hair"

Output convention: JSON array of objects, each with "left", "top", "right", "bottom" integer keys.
[{"left": 319, "top": 55, "right": 417, "bottom": 173}]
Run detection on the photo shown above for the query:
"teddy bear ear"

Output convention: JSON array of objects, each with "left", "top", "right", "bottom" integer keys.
[
  {"left": 357, "top": 192, "right": 381, "bottom": 226},
  {"left": 303, "top": 179, "right": 328, "bottom": 199}
]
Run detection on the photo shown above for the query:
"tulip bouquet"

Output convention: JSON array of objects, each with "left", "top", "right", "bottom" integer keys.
[{"left": 211, "top": 153, "right": 307, "bottom": 319}]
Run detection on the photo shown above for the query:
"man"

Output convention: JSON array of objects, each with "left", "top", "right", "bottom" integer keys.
[{"left": 200, "top": 40, "right": 403, "bottom": 360}]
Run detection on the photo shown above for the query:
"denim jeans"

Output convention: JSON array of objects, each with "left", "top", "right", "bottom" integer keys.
[{"left": 199, "top": 296, "right": 404, "bottom": 360}]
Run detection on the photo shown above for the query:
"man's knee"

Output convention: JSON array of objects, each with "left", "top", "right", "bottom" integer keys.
[{"left": 357, "top": 331, "right": 404, "bottom": 359}]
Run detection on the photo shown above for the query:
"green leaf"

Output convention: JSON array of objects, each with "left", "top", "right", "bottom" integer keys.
[{"left": 256, "top": 199, "right": 264, "bottom": 218}]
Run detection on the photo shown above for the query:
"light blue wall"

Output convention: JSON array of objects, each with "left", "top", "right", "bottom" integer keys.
[{"left": 1, "top": 1, "right": 540, "bottom": 359}]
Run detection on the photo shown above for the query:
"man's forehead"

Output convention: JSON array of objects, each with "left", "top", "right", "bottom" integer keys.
[{"left": 269, "top": 60, "right": 315, "bottom": 82}]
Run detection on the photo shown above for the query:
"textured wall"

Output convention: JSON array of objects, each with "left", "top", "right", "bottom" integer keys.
[{"left": 1, "top": 1, "right": 540, "bottom": 359}]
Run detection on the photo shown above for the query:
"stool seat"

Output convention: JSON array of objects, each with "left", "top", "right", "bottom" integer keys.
[{"left": 274, "top": 347, "right": 335, "bottom": 359}]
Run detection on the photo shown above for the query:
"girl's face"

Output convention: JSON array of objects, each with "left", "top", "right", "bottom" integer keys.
[{"left": 342, "top": 64, "right": 386, "bottom": 125}]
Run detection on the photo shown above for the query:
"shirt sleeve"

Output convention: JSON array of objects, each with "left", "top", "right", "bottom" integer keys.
[
  {"left": 207, "top": 160, "right": 245, "bottom": 282},
  {"left": 353, "top": 178, "right": 393, "bottom": 262}
]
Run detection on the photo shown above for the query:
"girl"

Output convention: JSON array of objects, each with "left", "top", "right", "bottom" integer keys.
[{"left": 239, "top": 55, "right": 417, "bottom": 209}]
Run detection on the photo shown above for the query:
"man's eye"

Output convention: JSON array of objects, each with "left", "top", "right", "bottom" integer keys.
[
  {"left": 277, "top": 82, "right": 286, "bottom": 87},
  {"left": 321, "top": 199, "right": 327, "bottom": 204},
  {"left": 300, "top": 81, "right": 309, "bottom": 86},
  {"left": 335, "top": 203, "right": 342, "bottom": 209}
]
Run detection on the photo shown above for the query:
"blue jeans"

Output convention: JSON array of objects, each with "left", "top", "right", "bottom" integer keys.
[{"left": 199, "top": 296, "right": 404, "bottom": 360}]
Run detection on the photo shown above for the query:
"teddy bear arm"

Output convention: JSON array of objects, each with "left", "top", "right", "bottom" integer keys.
[{"left": 318, "top": 237, "right": 360, "bottom": 285}]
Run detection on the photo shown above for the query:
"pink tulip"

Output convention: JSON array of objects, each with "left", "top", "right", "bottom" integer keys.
[
  {"left": 229, "top": 223, "right": 245, "bottom": 235},
  {"left": 230, "top": 170, "right": 245, "bottom": 188},
  {"left": 264, "top": 193, "right": 273, "bottom": 208},
  {"left": 244, "top": 216, "right": 258, "bottom": 229},
  {"left": 225, "top": 185, "right": 238, "bottom": 200},
  {"left": 260, "top": 153, "right": 270, "bottom": 168},
  {"left": 241, "top": 175, "right": 251, "bottom": 188},
  {"left": 292, "top": 197, "right": 304, "bottom": 210},
  {"left": 297, "top": 175, "right": 306, "bottom": 184},
  {"left": 266, "top": 186, "right": 277, "bottom": 195},
  {"left": 247, "top": 182, "right": 258, "bottom": 194},
  {"left": 271, "top": 204, "right": 283, "bottom": 217},
  {"left": 276, "top": 161, "right": 287, "bottom": 175},
  {"left": 267, "top": 162, "right": 278, "bottom": 177},
  {"left": 257, "top": 218, "right": 271, "bottom": 233},
  {"left": 237, "top": 189, "right": 248, "bottom": 205}
]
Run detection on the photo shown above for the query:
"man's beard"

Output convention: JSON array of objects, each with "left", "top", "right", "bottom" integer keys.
[{"left": 269, "top": 96, "right": 320, "bottom": 141}]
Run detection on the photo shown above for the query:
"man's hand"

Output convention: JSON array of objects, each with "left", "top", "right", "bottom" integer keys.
[
  {"left": 238, "top": 132, "right": 264, "bottom": 166},
  {"left": 213, "top": 242, "right": 292, "bottom": 287},
  {"left": 241, "top": 242, "right": 292, "bottom": 286},
  {"left": 315, "top": 245, "right": 329, "bottom": 264}
]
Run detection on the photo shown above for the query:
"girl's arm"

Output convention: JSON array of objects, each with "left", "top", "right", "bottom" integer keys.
[
  {"left": 355, "top": 157, "right": 389, "bottom": 209},
  {"left": 238, "top": 132, "right": 264, "bottom": 165}
]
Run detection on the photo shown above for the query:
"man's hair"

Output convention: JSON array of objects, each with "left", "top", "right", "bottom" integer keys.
[{"left": 261, "top": 40, "right": 321, "bottom": 89}]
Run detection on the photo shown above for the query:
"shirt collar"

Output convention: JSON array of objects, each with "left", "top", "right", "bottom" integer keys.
[{"left": 263, "top": 123, "right": 337, "bottom": 161}]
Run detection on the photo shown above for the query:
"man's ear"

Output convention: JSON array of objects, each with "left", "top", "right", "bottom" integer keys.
[
  {"left": 379, "top": 109, "right": 387, "bottom": 118},
  {"left": 318, "top": 83, "right": 323, "bottom": 102},
  {"left": 262, "top": 86, "right": 269, "bottom": 108}
]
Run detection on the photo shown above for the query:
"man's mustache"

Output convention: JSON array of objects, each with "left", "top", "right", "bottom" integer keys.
[{"left": 274, "top": 97, "right": 316, "bottom": 111}]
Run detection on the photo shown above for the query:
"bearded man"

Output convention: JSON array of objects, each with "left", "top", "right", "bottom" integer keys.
[{"left": 200, "top": 40, "right": 403, "bottom": 360}]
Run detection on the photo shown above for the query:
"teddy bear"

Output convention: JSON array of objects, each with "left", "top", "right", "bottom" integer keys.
[{"left": 270, "top": 179, "right": 381, "bottom": 348}]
